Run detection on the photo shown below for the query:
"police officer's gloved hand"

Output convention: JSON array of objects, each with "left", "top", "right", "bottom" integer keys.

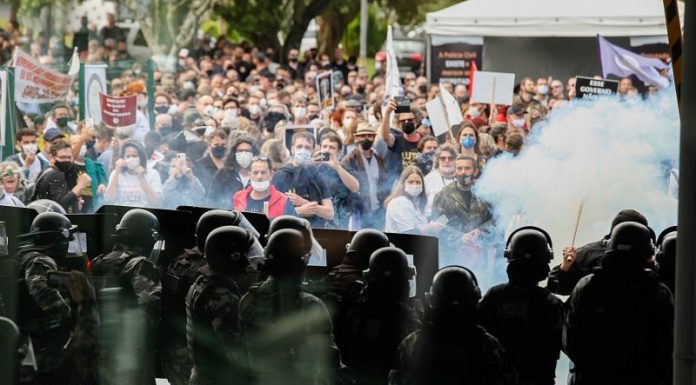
[{"left": 66, "top": 271, "right": 96, "bottom": 306}]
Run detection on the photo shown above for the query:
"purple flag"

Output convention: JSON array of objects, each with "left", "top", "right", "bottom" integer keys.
[{"left": 597, "top": 35, "right": 670, "bottom": 88}]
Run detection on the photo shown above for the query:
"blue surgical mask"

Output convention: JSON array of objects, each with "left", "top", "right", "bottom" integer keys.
[
  {"left": 294, "top": 149, "right": 312, "bottom": 165},
  {"left": 460, "top": 136, "right": 475, "bottom": 149}
]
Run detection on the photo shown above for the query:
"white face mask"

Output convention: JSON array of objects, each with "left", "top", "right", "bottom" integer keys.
[
  {"left": 259, "top": 98, "right": 268, "bottom": 109},
  {"left": 249, "top": 105, "right": 261, "bottom": 115},
  {"left": 138, "top": 95, "right": 148, "bottom": 108},
  {"left": 116, "top": 126, "right": 133, "bottom": 139},
  {"left": 294, "top": 149, "right": 312, "bottom": 165},
  {"left": 251, "top": 179, "right": 270, "bottom": 192},
  {"left": 512, "top": 118, "right": 526, "bottom": 128},
  {"left": 537, "top": 85, "right": 549, "bottom": 95},
  {"left": 22, "top": 143, "right": 38, "bottom": 154},
  {"left": 469, "top": 107, "right": 480, "bottom": 118},
  {"left": 236, "top": 151, "right": 253, "bottom": 168},
  {"left": 126, "top": 157, "right": 140, "bottom": 171},
  {"left": 440, "top": 164, "right": 455, "bottom": 175},
  {"left": 342, "top": 118, "right": 354, "bottom": 128},
  {"left": 404, "top": 184, "right": 423, "bottom": 197},
  {"left": 368, "top": 114, "right": 379, "bottom": 125},
  {"left": 293, "top": 107, "right": 306, "bottom": 119}
]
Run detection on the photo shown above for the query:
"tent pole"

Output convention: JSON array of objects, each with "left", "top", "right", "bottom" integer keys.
[{"left": 674, "top": 0, "right": 695, "bottom": 384}]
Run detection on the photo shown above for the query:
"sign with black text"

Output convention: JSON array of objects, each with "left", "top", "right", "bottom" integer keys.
[
  {"left": 429, "top": 36, "right": 483, "bottom": 86},
  {"left": 316, "top": 71, "right": 334, "bottom": 110},
  {"left": 574, "top": 76, "right": 619, "bottom": 100}
]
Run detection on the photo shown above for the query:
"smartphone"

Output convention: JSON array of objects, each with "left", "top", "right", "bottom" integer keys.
[
  {"left": 434, "top": 215, "right": 449, "bottom": 225},
  {"left": 85, "top": 117, "right": 94, "bottom": 130},
  {"left": 176, "top": 153, "right": 186, "bottom": 162},
  {"left": 395, "top": 96, "right": 411, "bottom": 113},
  {"left": 319, "top": 152, "right": 330, "bottom": 161},
  {"left": 47, "top": 271, "right": 71, "bottom": 289}
]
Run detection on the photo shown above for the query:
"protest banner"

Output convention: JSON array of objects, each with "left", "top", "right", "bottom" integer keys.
[
  {"left": 429, "top": 35, "right": 483, "bottom": 86},
  {"left": 99, "top": 93, "right": 137, "bottom": 127},
  {"left": 574, "top": 75, "right": 619, "bottom": 100},
  {"left": 316, "top": 71, "right": 334, "bottom": 111},
  {"left": 470, "top": 71, "right": 516, "bottom": 106},
  {"left": 13, "top": 48, "right": 79, "bottom": 104}
]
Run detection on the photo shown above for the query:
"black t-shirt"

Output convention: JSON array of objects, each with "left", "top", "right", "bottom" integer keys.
[
  {"left": 72, "top": 163, "right": 94, "bottom": 213},
  {"left": 272, "top": 165, "right": 331, "bottom": 228},
  {"left": 316, "top": 163, "right": 353, "bottom": 228},
  {"left": 389, "top": 132, "right": 420, "bottom": 171}
]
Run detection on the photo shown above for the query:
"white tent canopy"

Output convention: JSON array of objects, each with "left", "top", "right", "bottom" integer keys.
[{"left": 425, "top": 0, "right": 685, "bottom": 37}]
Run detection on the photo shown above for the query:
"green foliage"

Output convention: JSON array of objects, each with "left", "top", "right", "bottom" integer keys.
[
  {"left": 18, "top": 0, "right": 54, "bottom": 18},
  {"left": 341, "top": 3, "right": 387, "bottom": 58}
]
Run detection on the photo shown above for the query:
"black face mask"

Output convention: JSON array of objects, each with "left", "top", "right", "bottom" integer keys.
[
  {"left": 211, "top": 146, "right": 226, "bottom": 159},
  {"left": 155, "top": 106, "right": 169, "bottom": 114},
  {"left": 265, "top": 112, "right": 286, "bottom": 133},
  {"left": 401, "top": 121, "right": 416, "bottom": 134},
  {"left": 356, "top": 85, "right": 365, "bottom": 94},
  {"left": 360, "top": 139, "right": 374, "bottom": 151},
  {"left": 307, "top": 114, "right": 319, "bottom": 121},
  {"left": 457, "top": 175, "right": 474, "bottom": 190},
  {"left": 55, "top": 161, "right": 74, "bottom": 173},
  {"left": 159, "top": 125, "right": 175, "bottom": 137},
  {"left": 418, "top": 84, "right": 428, "bottom": 94},
  {"left": 86, "top": 139, "right": 96, "bottom": 149}
]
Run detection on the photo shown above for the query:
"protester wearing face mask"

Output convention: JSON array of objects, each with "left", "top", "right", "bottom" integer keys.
[
  {"left": 313, "top": 133, "right": 360, "bottom": 228},
  {"left": 282, "top": 48, "right": 305, "bottom": 80},
  {"left": 207, "top": 135, "right": 256, "bottom": 209},
  {"left": 162, "top": 155, "right": 206, "bottom": 209},
  {"left": 452, "top": 122, "right": 481, "bottom": 161},
  {"left": 154, "top": 93, "right": 171, "bottom": 115},
  {"left": 194, "top": 129, "right": 228, "bottom": 191},
  {"left": 432, "top": 155, "right": 493, "bottom": 266},
  {"left": 341, "top": 123, "right": 390, "bottom": 229},
  {"left": 514, "top": 77, "right": 541, "bottom": 109},
  {"left": 122, "top": 81, "right": 151, "bottom": 145},
  {"left": 381, "top": 97, "right": 423, "bottom": 186},
  {"left": 69, "top": 135, "right": 107, "bottom": 213},
  {"left": 35, "top": 140, "right": 92, "bottom": 213},
  {"left": 415, "top": 136, "right": 439, "bottom": 176},
  {"left": 6, "top": 128, "right": 48, "bottom": 183},
  {"left": 507, "top": 104, "right": 528, "bottom": 133},
  {"left": 272, "top": 131, "right": 334, "bottom": 228},
  {"left": 385, "top": 166, "right": 444, "bottom": 235},
  {"left": 0, "top": 162, "right": 27, "bottom": 206},
  {"left": 47, "top": 104, "right": 76, "bottom": 135},
  {"left": 424, "top": 144, "right": 458, "bottom": 217},
  {"left": 233, "top": 156, "right": 296, "bottom": 218},
  {"left": 534, "top": 77, "right": 551, "bottom": 107},
  {"left": 292, "top": 97, "right": 309, "bottom": 125},
  {"left": 104, "top": 140, "right": 162, "bottom": 207}
]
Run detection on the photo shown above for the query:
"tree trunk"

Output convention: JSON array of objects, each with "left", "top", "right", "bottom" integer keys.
[
  {"left": 317, "top": 2, "right": 359, "bottom": 57},
  {"left": 281, "top": 0, "right": 331, "bottom": 64}
]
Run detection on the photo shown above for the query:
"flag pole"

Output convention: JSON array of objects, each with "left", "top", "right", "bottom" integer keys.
[{"left": 596, "top": 35, "right": 604, "bottom": 78}]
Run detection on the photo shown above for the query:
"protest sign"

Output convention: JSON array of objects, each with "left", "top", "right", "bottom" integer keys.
[
  {"left": 574, "top": 75, "right": 619, "bottom": 100},
  {"left": 383, "top": 25, "right": 404, "bottom": 111},
  {"left": 82, "top": 64, "right": 107, "bottom": 124},
  {"left": 426, "top": 86, "right": 463, "bottom": 139},
  {"left": 470, "top": 71, "right": 516, "bottom": 106},
  {"left": 429, "top": 35, "right": 483, "bottom": 86},
  {"left": 316, "top": 71, "right": 334, "bottom": 110},
  {"left": 284, "top": 125, "right": 317, "bottom": 151},
  {"left": 13, "top": 48, "right": 79, "bottom": 104},
  {"left": 99, "top": 93, "right": 137, "bottom": 127}
]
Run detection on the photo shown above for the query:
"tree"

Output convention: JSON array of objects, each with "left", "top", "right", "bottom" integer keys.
[{"left": 121, "top": 0, "right": 218, "bottom": 58}]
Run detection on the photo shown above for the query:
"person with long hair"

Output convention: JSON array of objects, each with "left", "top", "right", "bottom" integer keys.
[
  {"left": 207, "top": 134, "right": 257, "bottom": 209},
  {"left": 384, "top": 166, "right": 444, "bottom": 235},
  {"left": 451, "top": 121, "right": 481, "bottom": 158},
  {"left": 104, "top": 140, "right": 162, "bottom": 207}
]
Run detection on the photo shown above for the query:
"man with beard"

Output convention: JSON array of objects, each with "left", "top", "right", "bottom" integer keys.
[{"left": 35, "top": 140, "right": 92, "bottom": 213}]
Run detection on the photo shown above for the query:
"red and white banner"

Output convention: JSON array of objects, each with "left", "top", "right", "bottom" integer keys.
[
  {"left": 99, "top": 93, "right": 137, "bottom": 127},
  {"left": 13, "top": 48, "right": 79, "bottom": 103}
]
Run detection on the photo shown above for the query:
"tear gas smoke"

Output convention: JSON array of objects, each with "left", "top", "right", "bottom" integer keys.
[{"left": 466, "top": 90, "right": 679, "bottom": 290}]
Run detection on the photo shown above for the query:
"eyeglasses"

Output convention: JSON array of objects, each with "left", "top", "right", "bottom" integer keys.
[
  {"left": 439, "top": 156, "right": 454, "bottom": 161},
  {"left": 399, "top": 119, "right": 415, "bottom": 124},
  {"left": 251, "top": 155, "right": 269, "bottom": 161}
]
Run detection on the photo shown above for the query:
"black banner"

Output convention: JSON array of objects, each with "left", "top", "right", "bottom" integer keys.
[
  {"left": 430, "top": 37, "right": 483, "bottom": 86},
  {"left": 574, "top": 75, "right": 619, "bottom": 100}
]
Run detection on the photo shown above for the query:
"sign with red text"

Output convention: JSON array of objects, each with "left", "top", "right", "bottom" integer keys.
[
  {"left": 13, "top": 48, "right": 79, "bottom": 103},
  {"left": 99, "top": 93, "right": 137, "bottom": 127}
]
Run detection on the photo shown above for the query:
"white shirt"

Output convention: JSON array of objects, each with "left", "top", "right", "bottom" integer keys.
[
  {"left": 107, "top": 168, "right": 162, "bottom": 207},
  {"left": 131, "top": 110, "right": 150, "bottom": 145},
  {"left": 424, "top": 169, "right": 455, "bottom": 217},
  {"left": 0, "top": 192, "right": 25, "bottom": 207},
  {"left": 20, "top": 153, "right": 42, "bottom": 182},
  {"left": 385, "top": 195, "right": 427, "bottom": 233}
]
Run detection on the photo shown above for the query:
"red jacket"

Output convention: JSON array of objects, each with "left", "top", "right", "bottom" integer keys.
[{"left": 233, "top": 185, "right": 289, "bottom": 219}]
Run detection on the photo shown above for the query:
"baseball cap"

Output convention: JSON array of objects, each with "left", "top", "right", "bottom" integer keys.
[
  {"left": 506, "top": 104, "right": 527, "bottom": 116},
  {"left": 44, "top": 128, "right": 66, "bottom": 142}
]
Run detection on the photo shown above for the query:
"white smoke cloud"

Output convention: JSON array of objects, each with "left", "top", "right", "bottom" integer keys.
[{"left": 474, "top": 90, "right": 680, "bottom": 275}]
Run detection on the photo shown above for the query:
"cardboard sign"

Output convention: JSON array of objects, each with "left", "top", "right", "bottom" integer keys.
[
  {"left": 284, "top": 125, "right": 317, "bottom": 151},
  {"left": 13, "top": 48, "right": 79, "bottom": 103},
  {"left": 99, "top": 93, "right": 137, "bottom": 127},
  {"left": 82, "top": 64, "right": 107, "bottom": 124},
  {"left": 574, "top": 75, "right": 619, "bottom": 100},
  {"left": 470, "top": 71, "right": 516, "bottom": 106},
  {"left": 425, "top": 98, "right": 450, "bottom": 138},
  {"left": 316, "top": 71, "right": 334, "bottom": 110}
]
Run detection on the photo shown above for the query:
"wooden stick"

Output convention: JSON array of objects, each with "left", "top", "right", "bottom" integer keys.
[{"left": 571, "top": 199, "right": 585, "bottom": 247}]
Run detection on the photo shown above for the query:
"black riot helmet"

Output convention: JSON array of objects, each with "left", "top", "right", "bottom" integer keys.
[
  {"left": 264, "top": 228, "right": 309, "bottom": 279},
  {"left": 656, "top": 226, "right": 677, "bottom": 292},
  {"left": 195, "top": 210, "right": 244, "bottom": 251},
  {"left": 27, "top": 199, "right": 67, "bottom": 215},
  {"left": 343, "top": 229, "right": 391, "bottom": 269},
  {"left": 426, "top": 266, "right": 481, "bottom": 328},
  {"left": 362, "top": 247, "right": 415, "bottom": 283},
  {"left": 604, "top": 221, "right": 655, "bottom": 271},
  {"left": 205, "top": 226, "right": 263, "bottom": 274},
  {"left": 505, "top": 226, "right": 553, "bottom": 262},
  {"left": 17, "top": 212, "right": 77, "bottom": 259},
  {"left": 267, "top": 215, "right": 320, "bottom": 263},
  {"left": 114, "top": 209, "right": 160, "bottom": 252}
]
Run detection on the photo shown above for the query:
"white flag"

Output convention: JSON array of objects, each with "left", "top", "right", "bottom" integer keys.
[
  {"left": 439, "top": 87, "right": 463, "bottom": 127},
  {"left": 68, "top": 47, "right": 80, "bottom": 76},
  {"left": 382, "top": 26, "right": 403, "bottom": 113}
]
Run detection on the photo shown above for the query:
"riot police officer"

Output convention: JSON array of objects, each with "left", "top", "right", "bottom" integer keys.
[
  {"left": 162, "top": 210, "right": 258, "bottom": 385},
  {"left": 186, "top": 225, "right": 262, "bottom": 385},
  {"left": 655, "top": 226, "right": 677, "bottom": 294},
  {"left": 15, "top": 212, "right": 98, "bottom": 385},
  {"left": 339, "top": 247, "right": 421, "bottom": 385},
  {"left": 91, "top": 208, "right": 162, "bottom": 385},
  {"left": 240, "top": 228, "right": 341, "bottom": 385},
  {"left": 563, "top": 221, "right": 673, "bottom": 385},
  {"left": 479, "top": 226, "right": 564, "bottom": 385},
  {"left": 389, "top": 266, "right": 517, "bottom": 385}
]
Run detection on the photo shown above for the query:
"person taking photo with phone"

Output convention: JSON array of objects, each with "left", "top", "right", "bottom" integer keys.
[{"left": 104, "top": 140, "right": 162, "bottom": 207}]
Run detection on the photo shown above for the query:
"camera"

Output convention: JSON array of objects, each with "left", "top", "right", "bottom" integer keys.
[
  {"left": 319, "top": 152, "right": 331, "bottom": 161},
  {"left": 395, "top": 96, "right": 411, "bottom": 113}
]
